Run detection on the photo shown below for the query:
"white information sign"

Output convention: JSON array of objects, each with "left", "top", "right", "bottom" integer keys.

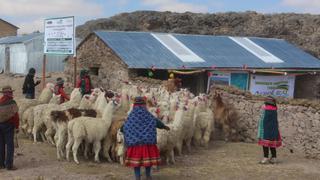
[
  {"left": 250, "top": 75, "right": 295, "bottom": 98},
  {"left": 44, "top": 16, "right": 75, "bottom": 55}
]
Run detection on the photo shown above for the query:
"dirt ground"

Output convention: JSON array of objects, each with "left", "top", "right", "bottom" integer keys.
[
  {"left": 0, "top": 74, "right": 320, "bottom": 180},
  {"left": 1, "top": 140, "right": 320, "bottom": 180}
]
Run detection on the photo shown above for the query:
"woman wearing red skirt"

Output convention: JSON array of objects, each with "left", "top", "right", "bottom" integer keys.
[
  {"left": 122, "top": 96, "right": 170, "bottom": 180},
  {"left": 257, "top": 96, "right": 282, "bottom": 164}
]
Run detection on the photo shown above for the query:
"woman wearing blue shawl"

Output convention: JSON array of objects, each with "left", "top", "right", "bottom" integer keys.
[
  {"left": 258, "top": 96, "right": 282, "bottom": 164},
  {"left": 122, "top": 96, "right": 170, "bottom": 180}
]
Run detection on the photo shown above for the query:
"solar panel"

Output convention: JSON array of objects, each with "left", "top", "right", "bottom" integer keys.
[
  {"left": 152, "top": 33, "right": 205, "bottom": 63},
  {"left": 229, "top": 37, "right": 284, "bottom": 63}
]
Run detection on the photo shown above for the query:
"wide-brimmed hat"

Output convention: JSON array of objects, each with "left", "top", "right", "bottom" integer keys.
[
  {"left": 56, "top": 77, "right": 65, "bottom": 85},
  {"left": 134, "top": 96, "right": 146, "bottom": 105},
  {"left": 0, "top": 85, "right": 15, "bottom": 93}
]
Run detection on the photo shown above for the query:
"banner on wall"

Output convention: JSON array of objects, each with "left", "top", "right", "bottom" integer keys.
[{"left": 250, "top": 75, "right": 295, "bottom": 98}]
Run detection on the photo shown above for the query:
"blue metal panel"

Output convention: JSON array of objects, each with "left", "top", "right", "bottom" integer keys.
[
  {"left": 249, "top": 37, "right": 320, "bottom": 68},
  {"left": 174, "top": 35, "right": 268, "bottom": 68},
  {"left": 94, "top": 31, "right": 320, "bottom": 69},
  {"left": 95, "top": 31, "right": 184, "bottom": 69}
]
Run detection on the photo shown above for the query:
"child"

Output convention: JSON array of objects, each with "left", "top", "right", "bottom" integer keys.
[
  {"left": 257, "top": 96, "right": 282, "bottom": 164},
  {"left": 122, "top": 96, "right": 170, "bottom": 180},
  {"left": 54, "top": 78, "right": 70, "bottom": 104}
]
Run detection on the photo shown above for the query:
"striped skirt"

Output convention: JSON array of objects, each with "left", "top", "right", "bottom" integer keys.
[{"left": 125, "top": 145, "right": 161, "bottom": 167}]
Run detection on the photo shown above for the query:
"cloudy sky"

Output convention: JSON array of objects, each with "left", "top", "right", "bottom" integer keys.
[{"left": 1, "top": 0, "right": 319, "bottom": 34}]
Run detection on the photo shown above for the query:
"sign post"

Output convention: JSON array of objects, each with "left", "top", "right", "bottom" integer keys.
[
  {"left": 42, "top": 55, "right": 46, "bottom": 89},
  {"left": 44, "top": 16, "right": 75, "bottom": 88},
  {"left": 73, "top": 56, "right": 77, "bottom": 87}
]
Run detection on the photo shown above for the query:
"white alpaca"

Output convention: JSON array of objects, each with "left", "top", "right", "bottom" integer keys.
[
  {"left": 157, "top": 103, "right": 185, "bottom": 164},
  {"left": 180, "top": 100, "right": 197, "bottom": 153},
  {"left": 50, "top": 108, "right": 97, "bottom": 160},
  {"left": 66, "top": 99, "right": 119, "bottom": 164},
  {"left": 37, "top": 83, "right": 55, "bottom": 104},
  {"left": 60, "top": 88, "right": 82, "bottom": 109},
  {"left": 193, "top": 109, "right": 214, "bottom": 147},
  {"left": 32, "top": 88, "right": 81, "bottom": 144},
  {"left": 93, "top": 91, "right": 108, "bottom": 116}
]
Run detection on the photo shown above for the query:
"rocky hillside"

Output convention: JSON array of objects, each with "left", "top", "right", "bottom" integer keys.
[{"left": 76, "top": 11, "right": 320, "bottom": 58}]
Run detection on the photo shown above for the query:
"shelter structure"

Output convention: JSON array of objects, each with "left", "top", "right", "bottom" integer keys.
[
  {"left": 0, "top": 33, "right": 68, "bottom": 74},
  {"left": 65, "top": 31, "right": 320, "bottom": 98}
]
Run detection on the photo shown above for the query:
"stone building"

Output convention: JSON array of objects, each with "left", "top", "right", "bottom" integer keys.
[
  {"left": 0, "top": 19, "right": 18, "bottom": 38},
  {"left": 65, "top": 31, "right": 320, "bottom": 98}
]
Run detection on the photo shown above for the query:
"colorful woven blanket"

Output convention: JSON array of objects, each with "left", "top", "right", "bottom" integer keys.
[
  {"left": 123, "top": 106, "right": 157, "bottom": 147},
  {"left": 0, "top": 99, "right": 18, "bottom": 123}
]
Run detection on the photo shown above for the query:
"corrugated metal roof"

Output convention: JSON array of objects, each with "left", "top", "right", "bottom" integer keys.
[
  {"left": 94, "top": 31, "right": 320, "bottom": 69},
  {"left": 0, "top": 33, "right": 42, "bottom": 44}
]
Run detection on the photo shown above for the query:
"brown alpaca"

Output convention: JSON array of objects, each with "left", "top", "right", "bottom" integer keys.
[
  {"left": 212, "top": 92, "right": 238, "bottom": 141},
  {"left": 108, "top": 118, "right": 126, "bottom": 162}
]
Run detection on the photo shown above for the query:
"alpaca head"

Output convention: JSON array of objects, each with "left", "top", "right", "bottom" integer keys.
[
  {"left": 70, "top": 88, "right": 82, "bottom": 102},
  {"left": 46, "top": 83, "right": 55, "bottom": 92}
]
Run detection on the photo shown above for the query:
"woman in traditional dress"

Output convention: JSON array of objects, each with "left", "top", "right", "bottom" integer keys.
[
  {"left": 122, "top": 96, "right": 170, "bottom": 180},
  {"left": 257, "top": 96, "right": 282, "bottom": 164}
]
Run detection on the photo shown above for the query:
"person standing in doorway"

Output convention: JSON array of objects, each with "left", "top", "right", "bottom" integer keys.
[
  {"left": 76, "top": 69, "right": 92, "bottom": 96},
  {"left": 258, "top": 96, "right": 282, "bottom": 164},
  {"left": 0, "top": 86, "right": 19, "bottom": 170},
  {"left": 22, "top": 68, "right": 41, "bottom": 99}
]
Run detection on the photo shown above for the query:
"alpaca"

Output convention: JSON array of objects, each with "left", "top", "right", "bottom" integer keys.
[
  {"left": 212, "top": 92, "right": 238, "bottom": 141},
  {"left": 66, "top": 99, "right": 119, "bottom": 164},
  {"left": 106, "top": 118, "right": 125, "bottom": 162},
  {"left": 157, "top": 103, "right": 186, "bottom": 164},
  {"left": 115, "top": 129, "right": 125, "bottom": 165},
  {"left": 50, "top": 108, "right": 97, "bottom": 160}
]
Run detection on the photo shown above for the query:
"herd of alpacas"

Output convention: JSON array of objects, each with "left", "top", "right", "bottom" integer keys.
[{"left": 17, "top": 82, "right": 237, "bottom": 165}]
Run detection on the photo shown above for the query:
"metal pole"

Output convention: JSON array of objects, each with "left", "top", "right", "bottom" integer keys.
[
  {"left": 73, "top": 56, "right": 77, "bottom": 87},
  {"left": 42, "top": 54, "right": 46, "bottom": 89}
]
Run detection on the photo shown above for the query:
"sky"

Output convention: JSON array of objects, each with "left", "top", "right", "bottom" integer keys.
[{"left": 1, "top": 0, "right": 320, "bottom": 34}]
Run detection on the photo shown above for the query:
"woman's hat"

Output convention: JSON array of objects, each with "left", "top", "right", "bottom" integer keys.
[
  {"left": 80, "top": 69, "right": 89, "bottom": 76},
  {"left": 134, "top": 96, "right": 146, "bottom": 105},
  {"left": 0, "top": 85, "right": 15, "bottom": 93},
  {"left": 56, "top": 77, "right": 65, "bottom": 85},
  {"left": 265, "top": 96, "right": 276, "bottom": 105}
]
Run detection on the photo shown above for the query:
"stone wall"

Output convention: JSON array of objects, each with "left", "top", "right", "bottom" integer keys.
[
  {"left": 213, "top": 86, "right": 320, "bottom": 159},
  {"left": 65, "top": 34, "right": 130, "bottom": 90},
  {"left": 0, "top": 20, "right": 17, "bottom": 38}
]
